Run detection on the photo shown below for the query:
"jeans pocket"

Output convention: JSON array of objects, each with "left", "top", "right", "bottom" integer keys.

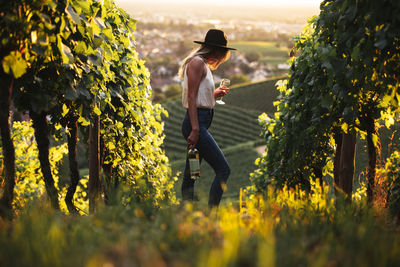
[{"left": 197, "top": 110, "right": 212, "bottom": 128}]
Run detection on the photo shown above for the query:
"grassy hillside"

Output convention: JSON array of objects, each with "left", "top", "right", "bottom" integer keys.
[
  {"left": 223, "top": 76, "right": 285, "bottom": 113},
  {"left": 230, "top": 41, "right": 290, "bottom": 73}
]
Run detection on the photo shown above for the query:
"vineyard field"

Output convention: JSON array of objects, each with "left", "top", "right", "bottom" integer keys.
[
  {"left": 2, "top": 1, "right": 400, "bottom": 266},
  {"left": 223, "top": 76, "right": 284, "bottom": 113},
  {"left": 230, "top": 41, "right": 289, "bottom": 58}
]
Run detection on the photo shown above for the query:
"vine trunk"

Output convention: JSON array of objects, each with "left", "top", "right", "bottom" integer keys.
[
  {"left": 366, "top": 119, "right": 376, "bottom": 203},
  {"left": 89, "top": 114, "right": 100, "bottom": 214},
  {"left": 31, "top": 111, "right": 60, "bottom": 210},
  {"left": 0, "top": 73, "right": 15, "bottom": 217},
  {"left": 333, "top": 132, "right": 343, "bottom": 197},
  {"left": 338, "top": 132, "right": 357, "bottom": 201},
  {"left": 65, "top": 115, "right": 80, "bottom": 214},
  {"left": 99, "top": 136, "right": 113, "bottom": 205}
]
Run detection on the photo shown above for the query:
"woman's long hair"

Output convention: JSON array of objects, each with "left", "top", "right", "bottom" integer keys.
[{"left": 178, "top": 45, "right": 230, "bottom": 79}]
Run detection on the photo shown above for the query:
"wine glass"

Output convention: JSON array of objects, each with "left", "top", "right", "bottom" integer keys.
[{"left": 216, "top": 78, "right": 230, "bottom": 105}]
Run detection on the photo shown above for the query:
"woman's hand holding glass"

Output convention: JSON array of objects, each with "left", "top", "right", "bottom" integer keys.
[{"left": 215, "top": 78, "right": 230, "bottom": 105}]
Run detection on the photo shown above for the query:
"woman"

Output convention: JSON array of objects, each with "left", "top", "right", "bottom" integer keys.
[{"left": 179, "top": 29, "right": 236, "bottom": 208}]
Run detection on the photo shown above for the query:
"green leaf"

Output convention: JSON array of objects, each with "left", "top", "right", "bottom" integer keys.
[
  {"left": 351, "top": 45, "right": 360, "bottom": 60},
  {"left": 65, "top": 87, "right": 78, "bottom": 100},
  {"left": 320, "top": 94, "right": 333, "bottom": 109},
  {"left": 375, "top": 39, "right": 387, "bottom": 49},
  {"left": 107, "top": 142, "right": 116, "bottom": 150},
  {"left": 102, "top": 28, "right": 114, "bottom": 42},
  {"left": 88, "top": 54, "right": 101, "bottom": 67},
  {"left": 93, "top": 105, "right": 101, "bottom": 116},
  {"left": 62, "top": 104, "right": 69, "bottom": 117},
  {"left": 75, "top": 41, "right": 87, "bottom": 54},
  {"left": 31, "top": 44, "right": 46, "bottom": 56},
  {"left": 66, "top": 5, "right": 81, "bottom": 24},
  {"left": 380, "top": 94, "right": 392, "bottom": 108},
  {"left": 2, "top": 51, "right": 28, "bottom": 78},
  {"left": 78, "top": 116, "right": 90, "bottom": 126},
  {"left": 321, "top": 61, "right": 333, "bottom": 70},
  {"left": 58, "top": 38, "right": 74, "bottom": 64},
  {"left": 341, "top": 123, "right": 349, "bottom": 133},
  {"left": 74, "top": 0, "right": 91, "bottom": 14},
  {"left": 372, "top": 133, "right": 378, "bottom": 147},
  {"left": 94, "top": 17, "right": 106, "bottom": 30}
]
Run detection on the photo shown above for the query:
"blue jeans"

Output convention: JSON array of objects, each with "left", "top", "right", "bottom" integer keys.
[{"left": 181, "top": 108, "right": 231, "bottom": 208}]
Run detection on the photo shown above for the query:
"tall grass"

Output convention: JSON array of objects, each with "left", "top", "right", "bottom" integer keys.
[{"left": 1, "top": 182, "right": 400, "bottom": 267}]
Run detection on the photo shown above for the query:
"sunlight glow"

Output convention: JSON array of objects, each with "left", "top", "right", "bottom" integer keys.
[{"left": 117, "top": 0, "right": 321, "bottom": 8}]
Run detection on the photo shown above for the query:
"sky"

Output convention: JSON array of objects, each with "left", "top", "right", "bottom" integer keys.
[{"left": 116, "top": 0, "right": 322, "bottom": 8}]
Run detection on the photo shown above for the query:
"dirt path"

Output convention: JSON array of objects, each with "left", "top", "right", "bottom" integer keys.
[{"left": 256, "top": 145, "right": 266, "bottom": 156}]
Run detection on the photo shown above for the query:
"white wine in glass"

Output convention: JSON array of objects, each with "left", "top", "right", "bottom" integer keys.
[{"left": 216, "top": 78, "right": 230, "bottom": 105}]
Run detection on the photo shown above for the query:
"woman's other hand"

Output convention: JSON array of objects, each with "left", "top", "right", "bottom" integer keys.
[
  {"left": 214, "top": 86, "right": 229, "bottom": 98},
  {"left": 187, "top": 128, "right": 199, "bottom": 149}
]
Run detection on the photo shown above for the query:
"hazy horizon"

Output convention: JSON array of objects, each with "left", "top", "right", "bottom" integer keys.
[
  {"left": 116, "top": 0, "right": 321, "bottom": 8},
  {"left": 116, "top": 1, "right": 320, "bottom": 25}
]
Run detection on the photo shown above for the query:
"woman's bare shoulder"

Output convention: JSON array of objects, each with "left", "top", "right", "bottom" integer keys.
[
  {"left": 187, "top": 56, "right": 206, "bottom": 72},
  {"left": 188, "top": 56, "right": 205, "bottom": 65}
]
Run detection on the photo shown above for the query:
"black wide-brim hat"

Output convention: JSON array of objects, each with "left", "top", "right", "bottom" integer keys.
[{"left": 194, "top": 29, "right": 236, "bottom": 50}]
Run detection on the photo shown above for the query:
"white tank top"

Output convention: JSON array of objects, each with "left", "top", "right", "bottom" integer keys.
[{"left": 181, "top": 58, "right": 215, "bottom": 109}]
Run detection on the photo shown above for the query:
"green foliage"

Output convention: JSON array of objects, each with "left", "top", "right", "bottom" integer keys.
[
  {"left": 1, "top": 51, "right": 28, "bottom": 79},
  {"left": 251, "top": 0, "right": 400, "bottom": 192},
  {"left": 381, "top": 151, "right": 400, "bottom": 220},
  {"left": 239, "top": 62, "right": 253, "bottom": 74},
  {"left": 151, "top": 87, "right": 167, "bottom": 103},
  {"left": 0, "top": 121, "right": 69, "bottom": 210},
  {"left": 164, "top": 83, "right": 182, "bottom": 99},
  {"left": 1, "top": 0, "right": 176, "bottom": 212},
  {"left": 244, "top": 51, "right": 262, "bottom": 63},
  {"left": 269, "top": 184, "right": 398, "bottom": 267},
  {"left": 1, "top": 183, "right": 400, "bottom": 266}
]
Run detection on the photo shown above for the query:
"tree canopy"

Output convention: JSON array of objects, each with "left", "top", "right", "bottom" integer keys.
[
  {"left": 0, "top": 0, "right": 175, "bottom": 214},
  {"left": 251, "top": 0, "right": 400, "bottom": 197}
]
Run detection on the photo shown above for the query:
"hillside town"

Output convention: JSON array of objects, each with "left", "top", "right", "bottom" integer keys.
[{"left": 119, "top": 2, "right": 311, "bottom": 99}]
